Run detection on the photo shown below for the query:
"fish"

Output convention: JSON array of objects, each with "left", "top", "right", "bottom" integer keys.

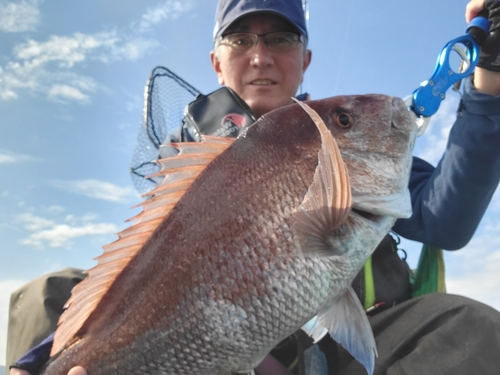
[{"left": 40, "top": 94, "right": 417, "bottom": 375}]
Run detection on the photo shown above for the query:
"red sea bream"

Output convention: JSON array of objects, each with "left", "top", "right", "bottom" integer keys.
[{"left": 40, "top": 95, "right": 417, "bottom": 375}]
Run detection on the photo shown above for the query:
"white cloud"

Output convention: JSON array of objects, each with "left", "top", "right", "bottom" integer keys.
[
  {"left": 51, "top": 179, "right": 139, "bottom": 202},
  {"left": 138, "top": 0, "right": 194, "bottom": 32},
  {"left": 108, "top": 37, "right": 160, "bottom": 61},
  {"left": 0, "top": 279, "right": 30, "bottom": 367},
  {"left": 18, "top": 212, "right": 53, "bottom": 231},
  {"left": 0, "top": 32, "right": 113, "bottom": 102},
  {"left": 22, "top": 222, "right": 118, "bottom": 248},
  {"left": 446, "top": 251, "right": 500, "bottom": 311},
  {"left": 48, "top": 84, "right": 89, "bottom": 103},
  {"left": 0, "top": 0, "right": 194, "bottom": 103},
  {"left": 46, "top": 205, "right": 65, "bottom": 213},
  {"left": 0, "top": 154, "right": 16, "bottom": 164},
  {"left": 444, "top": 219, "right": 500, "bottom": 311},
  {"left": 14, "top": 28, "right": 161, "bottom": 66},
  {"left": 0, "top": 0, "right": 40, "bottom": 32},
  {"left": 13, "top": 31, "right": 117, "bottom": 68},
  {"left": 0, "top": 88, "right": 17, "bottom": 99},
  {"left": 18, "top": 212, "right": 118, "bottom": 248},
  {"left": 488, "top": 186, "right": 500, "bottom": 213},
  {"left": 0, "top": 151, "right": 37, "bottom": 165}
]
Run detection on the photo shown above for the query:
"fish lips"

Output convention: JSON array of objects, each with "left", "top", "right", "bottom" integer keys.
[{"left": 351, "top": 189, "right": 412, "bottom": 220}]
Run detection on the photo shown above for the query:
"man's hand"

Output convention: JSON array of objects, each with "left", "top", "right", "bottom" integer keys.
[
  {"left": 9, "top": 366, "right": 87, "bottom": 375},
  {"left": 466, "top": 0, "right": 487, "bottom": 22},
  {"left": 467, "top": 0, "right": 500, "bottom": 95},
  {"left": 67, "top": 367, "right": 87, "bottom": 375},
  {"left": 9, "top": 369, "right": 29, "bottom": 375}
]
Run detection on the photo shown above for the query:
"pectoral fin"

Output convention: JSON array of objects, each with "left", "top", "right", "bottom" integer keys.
[
  {"left": 304, "top": 286, "right": 377, "bottom": 375},
  {"left": 291, "top": 99, "right": 352, "bottom": 257}
]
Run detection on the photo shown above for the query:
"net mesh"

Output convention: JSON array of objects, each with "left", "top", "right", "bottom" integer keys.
[{"left": 130, "top": 66, "right": 202, "bottom": 194}]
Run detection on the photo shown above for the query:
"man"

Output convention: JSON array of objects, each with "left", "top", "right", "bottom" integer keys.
[{"left": 8, "top": 0, "right": 500, "bottom": 374}]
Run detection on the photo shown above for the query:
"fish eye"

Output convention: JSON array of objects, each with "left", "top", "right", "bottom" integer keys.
[{"left": 335, "top": 112, "right": 353, "bottom": 128}]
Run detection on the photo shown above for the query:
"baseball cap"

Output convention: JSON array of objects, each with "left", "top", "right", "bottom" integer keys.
[{"left": 213, "top": 0, "right": 308, "bottom": 40}]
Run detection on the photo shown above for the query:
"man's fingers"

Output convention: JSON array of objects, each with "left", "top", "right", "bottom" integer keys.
[
  {"left": 10, "top": 369, "right": 30, "bottom": 375},
  {"left": 9, "top": 364, "right": 87, "bottom": 375},
  {"left": 68, "top": 366, "right": 87, "bottom": 375},
  {"left": 466, "top": 0, "right": 486, "bottom": 22}
]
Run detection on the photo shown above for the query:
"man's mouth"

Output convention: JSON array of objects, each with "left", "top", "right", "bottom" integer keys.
[{"left": 251, "top": 79, "right": 276, "bottom": 86}]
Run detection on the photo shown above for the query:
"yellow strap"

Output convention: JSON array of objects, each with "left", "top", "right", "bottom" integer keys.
[
  {"left": 437, "top": 248, "right": 446, "bottom": 293},
  {"left": 363, "top": 256, "right": 376, "bottom": 310}
]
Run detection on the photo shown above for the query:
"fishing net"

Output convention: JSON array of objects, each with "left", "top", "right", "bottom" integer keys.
[{"left": 130, "top": 66, "right": 202, "bottom": 194}]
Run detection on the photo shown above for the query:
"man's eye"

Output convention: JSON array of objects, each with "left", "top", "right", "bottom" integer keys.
[
  {"left": 273, "top": 37, "right": 290, "bottom": 44},
  {"left": 229, "top": 36, "right": 252, "bottom": 47},
  {"left": 267, "top": 35, "right": 293, "bottom": 46},
  {"left": 232, "top": 37, "right": 252, "bottom": 46}
]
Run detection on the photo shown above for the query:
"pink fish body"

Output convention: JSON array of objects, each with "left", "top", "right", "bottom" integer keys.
[{"left": 41, "top": 95, "right": 417, "bottom": 375}]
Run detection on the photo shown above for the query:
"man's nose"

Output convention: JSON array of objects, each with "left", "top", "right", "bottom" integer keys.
[{"left": 250, "top": 38, "right": 274, "bottom": 66}]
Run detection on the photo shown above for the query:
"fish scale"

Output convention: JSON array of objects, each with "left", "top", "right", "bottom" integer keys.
[{"left": 41, "top": 95, "right": 416, "bottom": 375}]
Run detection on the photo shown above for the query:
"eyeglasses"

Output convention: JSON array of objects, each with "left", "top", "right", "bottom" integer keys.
[{"left": 217, "top": 32, "right": 305, "bottom": 53}]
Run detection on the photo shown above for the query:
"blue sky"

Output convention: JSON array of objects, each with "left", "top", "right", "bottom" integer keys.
[{"left": 1, "top": 0, "right": 500, "bottom": 368}]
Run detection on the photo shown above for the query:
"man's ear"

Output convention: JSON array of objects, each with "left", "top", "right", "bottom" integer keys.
[
  {"left": 210, "top": 51, "right": 225, "bottom": 85},
  {"left": 303, "top": 49, "right": 312, "bottom": 73}
]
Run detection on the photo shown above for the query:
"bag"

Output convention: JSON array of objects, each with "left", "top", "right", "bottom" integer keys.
[{"left": 183, "top": 86, "right": 256, "bottom": 141}]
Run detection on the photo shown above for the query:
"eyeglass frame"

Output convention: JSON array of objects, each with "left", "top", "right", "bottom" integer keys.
[{"left": 215, "top": 31, "right": 308, "bottom": 53}]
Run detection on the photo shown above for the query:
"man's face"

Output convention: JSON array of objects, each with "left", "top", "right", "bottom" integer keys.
[{"left": 211, "top": 13, "right": 312, "bottom": 118}]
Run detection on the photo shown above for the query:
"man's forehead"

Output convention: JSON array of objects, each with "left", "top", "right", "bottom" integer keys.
[{"left": 225, "top": 13, "right": 298, "bottom": 34}]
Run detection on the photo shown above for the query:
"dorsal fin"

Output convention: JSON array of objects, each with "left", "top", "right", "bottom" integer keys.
[{"left": 51, "top": 136, "right": 236, "bottom": 355}]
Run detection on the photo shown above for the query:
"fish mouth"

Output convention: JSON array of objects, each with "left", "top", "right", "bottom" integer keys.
[
  {"left": 349, "top": 207, "right": 397, "bottom": 236},
  {"left": 351, "top": 190, "right": 412, "bottom": 220},
  {"left": 350, "top": 210, "right": 392, "bottom": 234},
  {"left": 352, "top": 208, "right": 378, "bottom": 221},
  {"left": 350, "top": 208, "right": 390, "bottom": 230}
]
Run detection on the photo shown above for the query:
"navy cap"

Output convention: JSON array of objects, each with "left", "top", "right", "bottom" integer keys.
[{"left": 213, "top": 0, "right": 308, "bottom": 40}]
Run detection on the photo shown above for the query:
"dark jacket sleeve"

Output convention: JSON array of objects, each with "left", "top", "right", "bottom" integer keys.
[
  {"left": 10, "top": 333, "right": 54, "bottom": 375},
  {"left": 393, "top": 78, "right": 500, "bottom": 250}
]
